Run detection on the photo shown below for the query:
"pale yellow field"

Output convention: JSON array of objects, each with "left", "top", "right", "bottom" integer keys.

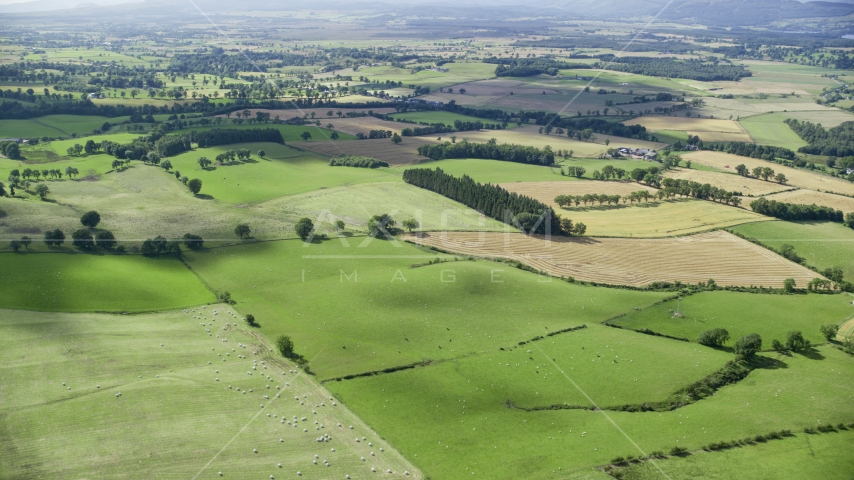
[
  {"left": 627, "top": 116, "right": 752, "bottom": 143},
  {"left": 663, "top": 168, "right": 790, "bottom": 196},
  {"left": 405, "top": 230, "right": 818, "bottom": 288},
  {"left": 684, "top": 151, "right": 854, "bottom": 197},
  {"left": 457, "top": 125, "right": 668, "bottom": 158},
  {"left": 499, "top": 180, "right": 655, "bottom": 206},
  {"left": 762, "top": 189, "right": 854, "bottom": 213}
]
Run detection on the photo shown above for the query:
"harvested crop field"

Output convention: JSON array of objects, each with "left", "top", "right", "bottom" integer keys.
[
  {"left": 297, "top": 138, "right": 434, "bottom": 165},
  {"left": 499, "top": 180, "right": 655, "bottom": 206},
  {"left": 760, "top": 189, "right": 854, "bottom": 213},
  {"left": 663, "top": 167, "right": 790, "bottom": 196},
  {"left": 684, "top": 151, "right": 854, "bottom": 197},
  {"left": 406, "top": 230, "right": 819, "bottom": 287},
  {"left": 457, "top": 125, "right": 667, "bottom": 157},
  {"left": 319, "top": 116, "right": 404, "bottom": 137},
  {"left": 626, "top": 116, "right": 753, "bottom": 142},
  {"left": 550, "top": 197, "right": 767, "bottom": 237}
]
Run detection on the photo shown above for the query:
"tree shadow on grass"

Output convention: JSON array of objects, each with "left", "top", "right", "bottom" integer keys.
[
  {"left": 748, "top": 355, "right": 789, "bottom": 370},
  {"left": 194, "top": 194, "right": 214, "bottom": 200},
  {"left": 794, "top": 348, "right": 825, "bottom": 361}
]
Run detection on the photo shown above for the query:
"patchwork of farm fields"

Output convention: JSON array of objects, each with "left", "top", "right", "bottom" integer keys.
[
  {"left": 663, "top": 168, "right": 791, "bottom": 197},
  {"left": 626, "top": 116, "right": 753, "bottom": 143},
  {"left": 405, "top": 230, "right": 818, "bottom": 287}
]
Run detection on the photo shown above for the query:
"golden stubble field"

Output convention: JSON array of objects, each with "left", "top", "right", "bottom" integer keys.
[
  {"left": 663, "top": 168, "right": 791, "bottom": 196},
  {"left": 761, "top": 189, "right": 854, "bottom": 213},
  {"left": 499, "top": 181, "right": 768, "bottom": 237},
  {"left": 684, "top": 151, "right": 854, "bottom": 197},
  {"left": 625, "top": 116, "right": 753, "bottom": 142},
  {"left": 405, "top": 230, "right": 819, "bottom": 288}
]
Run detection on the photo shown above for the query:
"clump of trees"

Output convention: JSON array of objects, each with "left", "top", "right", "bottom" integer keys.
[
  {"left": 43, "top": 229, "right": 66, "bottom": 247},
  {"left": 734, "top": 164, "right": 786, "bottom": 183},
  {"left": 368, "top": 214, "right": 397, "bottom": 238},
  {"left": 750, "top": 197, "right": 844, "bottom": 222},
  {"left": 733, "top": 333, "right": 762, "bottom": 359},
  {"left": 141, "top": 235, "right": 181, "bottom": 256},
  {"left": 697, "top": 328, "right": 730, "bottom": 347},
  {"left": 182, "top": 233, "right": 204, "bottom": 250},
  {"left": 329, "top": 155, "right": 389, "bottom": 168},
  {"left": 785, "top": 119, "right": 854, "bottom": 157},
  {"left": 597, "top": 55, "right": 752, "bottom": 81}
]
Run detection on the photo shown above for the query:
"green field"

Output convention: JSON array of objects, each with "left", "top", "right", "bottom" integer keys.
[
  {"left": 739, "top": 113, "right": 809, "bottom": 151},
  {"left": 610, "top": 290, "right": 854, "bottom": 346},
  {"left": 0, "top": 115, "right": 122, "bottom": 138},
  {"left": 0, "top": 253, "right": 214, "bottom": 312},
  {"left": 729, "top": 221, "right": 854, "bottom": 281},
  {"left": 167, "top": 143, "right": 398, "bottom": 204},
  {"left": 391, "top": 111, "right": 506, "bottom": 126},
  {"left": 618, "top": 430, "right": 854, "bottom": 480},
  {"left": 183, "top": 239, "right": 672, "bottom": 380},
  {"left": 0, "top": 306, "right": 417, "bottom": 479},
  {"left": 328, "top": 344, "right": 854, "bottom": 480}
]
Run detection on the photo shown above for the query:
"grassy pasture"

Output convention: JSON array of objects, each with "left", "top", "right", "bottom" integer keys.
[
  {"left": 182, "top": 239, "right": 670, "bottom": 380},
  {"left": 168, "top": 122, "right": 357, "bottom": 143},
  {"left": 610, "top": 291, "right": 854, "bottom": 346},
  {"left": 0, "top": 253, "right": 214, "bottom": 312},
  {"left": 167, "top": 143, "right": 397, "bottom": 204},
  {"left": 739, "top": 113, "right": 809, "bottom": 151},
  {"left": 684, "top": 151, "right": 854, "bottom": 197},
  {"left": 730, "top": 221, "right": 854, "bottom": 281},
  {"left": 617, "top": 430, "right": 854, "bottom": 480},
  {"left": 0, "top": 115, "right": 121, "bottom": 138},
  {"left": 329, "top": 344, "right": 854, "bottom": 480},
  {"left": 405, "top": 230, "right": 814, "bottom": 287},
  {"left": 0, "top": 306, "right": 418, "bottom": 479},
  {"left": 263, "top": 182, "right": 506, "bottom": 233}
]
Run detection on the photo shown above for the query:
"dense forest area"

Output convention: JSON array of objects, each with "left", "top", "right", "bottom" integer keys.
[
  {"left": 785, "top": 119, "right": 854, "bottom": 157},
  {"left": 531, "top": 115, "right": 655, "bottom": 141},
  {"left": 194, "top": 128, "right": 284, "bottom": 148},
  {"left": 597, "top": 56, "right": 752, "bottom": 81},
  {"left": 403, "top": 167, "right": 561, "bottom": 234},
  {"left": 749, "top": 197, "right": 845, "bottom": 222},
  {"left": 416, "top": 140, "right": 555, "bottom": 165}
]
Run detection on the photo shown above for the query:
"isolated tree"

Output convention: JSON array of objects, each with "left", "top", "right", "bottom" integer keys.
[
  {"left": 245, "top": 314, "right": 258, "bottom": 327},
  {"left": 71, "top": 229, "right": 95, "bottom": 250},
  {"left": 572, "top": 222, "right": 587, "bottom": 236},
  {"left": 257, "top": 150, "right": 266, "bottom": 158},
  {"left": 161, "top": 159, "right": 173, "bottom": 171},
  {"left": 401, "top": 218, "right": 419, "bottom": 233},
  {"left": 820, "top": 324, "right": 839, "bottom": 341},
  {"left": 783, "top": 278, "right": 796, "bottom": 293},
  {"left": 95, "top": 230, "right": 117, "bottom": 250},
  {"left": 276, "top": 335, "right": 295, "bottom": 358},
  {"left": 391, "top": 133, "right": 402, "bottom": 144},
  {"left": 733, "top": 333, "right": 762, "bottom": 359},
  {"left": 334, "top": 219, "right": 345, "bottom": 233},
  {"left": 300, "top": 131, "right": 312, "bottom": 141},
  {"left": 775, "top": 173, "right": 787, "bottom": 184},
  {"left": 294, "top": 217, "right": 314, "bottom": 240},
  {"left": 187, "top": 178, "right": 203, "bottom": 195},
  {"left": 697, "top": 328, "right": 730, "bottom": 347},
  {"left": 197, "top": 156, "right": 212, "bottom": 169},
  {"left": 34, "top": 183, "right": 49, "bottom": 199},
  {"left": 80, "top": 210, "right": 101, "bottom": 229},
  {"left": 182, "top": 233, "right": 204, "bottom": 250},
  {"left": 19, "top": 236, "right": 31, "bottom": 250},
  {"left": 330, "top": 131, "right": 339, "bottom": 140},
  {"left": 234, "top": 223, "right": 251, "bottom": 239},
  {"left": 368, "top": 214, "right": 395, "bottom": 237}
]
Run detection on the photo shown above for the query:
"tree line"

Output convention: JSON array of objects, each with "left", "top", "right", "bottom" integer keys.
[
  {"left": 749, "top": 197, "right": 845, "bottom": 222},
  {"left": 531, "top": 115, "right": 655, "bottom": 142},
  {"left": 785, "top": 119, "right": 854, "bottom": 157},
  {"left": 483, "top": 57, "right": 592, "bottom": 77},
  {"left": 416, "top": 139, "right": 555, "bottom": 166},
  {"left": 329, "top": 155, "right": 389, "bottom": 168},
  {"left": 403, "top": 167, "right": 580, "bottom": 235},
  {"left": 597, "top": 56, "right": 752, "bottom": 82}
]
